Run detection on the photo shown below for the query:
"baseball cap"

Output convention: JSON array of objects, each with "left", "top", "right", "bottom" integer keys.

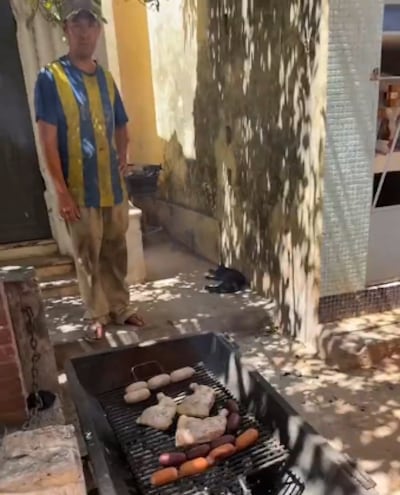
[{"left": 61, "top": 0, "right": 105, "bottom": 23}]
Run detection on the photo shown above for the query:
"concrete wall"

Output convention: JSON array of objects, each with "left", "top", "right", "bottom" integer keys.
[
  {"left": 112, "top": 0, "right": 163, "bottom": 164},
  {"left": 116, "top": 0, "right": 328, "bottom": 346}
]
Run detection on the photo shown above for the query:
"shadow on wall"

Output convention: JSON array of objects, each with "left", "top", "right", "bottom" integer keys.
[{"left": 153, "top": 0, "right": 327, "bottom": 344}]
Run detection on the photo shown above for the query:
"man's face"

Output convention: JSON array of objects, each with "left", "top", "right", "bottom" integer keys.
[{"left": 64, "top": 12, "right": 101, "bottom": 59}]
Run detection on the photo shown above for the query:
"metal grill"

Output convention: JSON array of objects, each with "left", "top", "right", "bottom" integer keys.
[{"left": 97, "top": 363, "right": 290, "bottom": 495}]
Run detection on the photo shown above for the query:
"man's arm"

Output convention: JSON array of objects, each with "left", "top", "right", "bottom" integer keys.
[
  {"left": 37, "top": 122, "right": 67, "bottom": 196},
  {"left": 113, "top": 82, "right": 130, "bottom": 175},
  {"left": 35, "top": 70, "right": 80, "bottom": 222},
  {"left": 115, "top": 125, "right": 129, "bottom": 175}
]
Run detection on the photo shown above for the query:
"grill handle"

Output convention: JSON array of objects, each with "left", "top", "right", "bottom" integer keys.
[
  {"left": 131, "top": 360, "right": 165, "bottom": 381},
  {"left": 222, "top": 332, "right": 240, "bottom": 352}
]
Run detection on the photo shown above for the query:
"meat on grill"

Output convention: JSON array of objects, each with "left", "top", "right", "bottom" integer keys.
[
  {"left": 176, "top": 383, "right": 216, "bottom": 418},
  {"left": 175, "top": 409, "right": 229, "bottom": 447},
  {"left": 137, "top": 393, "right": 177, "bottom": 431}
]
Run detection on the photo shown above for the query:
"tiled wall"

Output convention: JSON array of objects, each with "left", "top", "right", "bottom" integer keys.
[
  {"left": 319, "top": 282, "right": 400, "bottom": 322},
  {"left": 321, "top": 0, "right": 383, "bottom": 297}
]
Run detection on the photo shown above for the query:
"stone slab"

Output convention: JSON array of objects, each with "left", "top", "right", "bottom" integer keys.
[
  {"left": 319, "top": 310, "right": 400, "bottom": 370},
  {"left": 0, "top": 425, "right": 85, "bottom": 495}
]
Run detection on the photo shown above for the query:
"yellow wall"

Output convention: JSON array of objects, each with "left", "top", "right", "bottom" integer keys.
[{"left": 112, "top": 0, "right": 163, "bottom": 164}]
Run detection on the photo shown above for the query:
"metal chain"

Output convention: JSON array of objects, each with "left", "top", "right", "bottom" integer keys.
[{"left": 22, "top": 306, "right": 43, "bottom": 429}]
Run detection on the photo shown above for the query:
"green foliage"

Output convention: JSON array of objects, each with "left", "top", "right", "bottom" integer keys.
[
  {"left": 26, "top": 0, "right": 160, "bottom": 24},
  {"left": 27, "top": 0, "right": 100, "bottom": 24}
]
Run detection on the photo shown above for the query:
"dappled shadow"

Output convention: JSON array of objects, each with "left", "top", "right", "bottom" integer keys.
[
  {"left": 138, "top": 2, "right": 399, "bottom": 493},
  {"left": 233, "top": 332, "right": 400, "bottom": 495},
  {"left": 46, "top": 241, "right": 274, "bottom": 349},
  {"left": 50, "top": 290, "right": 399, "bottom": 493},
  {"left": 47, "top": 240, "right": 276, "bottom": 457},
  {"left": 154, "top": 0, "right": 326, "bottom": 346},
  {"left": 207, "top": 0, "right": 325, "bottom": 345},
  {"left": 41, "top": 3, "right": 399, "bottom": 493},
  {"left": 45, "top": 242, "right": 399, "bottom": 493}
]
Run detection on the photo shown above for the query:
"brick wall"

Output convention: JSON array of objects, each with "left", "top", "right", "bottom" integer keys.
[{"left": 0, "top": 281, "right": 28, "bottom": 425}]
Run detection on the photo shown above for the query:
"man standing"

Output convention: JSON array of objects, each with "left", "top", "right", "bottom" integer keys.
[{"left": 35, "top": 0, "right": 144, "bottom": 340}]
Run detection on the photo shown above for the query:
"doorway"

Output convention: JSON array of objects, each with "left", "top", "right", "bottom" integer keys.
[
  {"left": 367, "top": 2, "right": 400, "bottom": 285},
  {"left": 0, "top": 1, "right": 51, "bottom": 244}
]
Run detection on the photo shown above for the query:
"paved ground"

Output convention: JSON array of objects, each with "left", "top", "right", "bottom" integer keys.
[{"left": 46, "top": 238, "right": 400, "bottom": 495}]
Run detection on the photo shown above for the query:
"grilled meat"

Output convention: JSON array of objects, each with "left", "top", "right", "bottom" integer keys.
[
  {"left": 175, "top": 409, "right": 229, "bottom": 447},
  {"left": 176, "top": 383, "right": 216, "bottom": 418},
  {"left": 137, "top": 393, "right": 177, "bottom": 431}
]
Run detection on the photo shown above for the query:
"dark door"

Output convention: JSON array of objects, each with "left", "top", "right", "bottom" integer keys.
[{"left": 0, "top": 1, "right": 51, "bottom": 244}]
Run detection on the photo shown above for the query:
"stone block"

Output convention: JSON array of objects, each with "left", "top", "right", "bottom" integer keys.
[
  {"left": 318, "top": 311, "right": 400, "bottom": 370},
  {"left": 2, "top": 268, "right": 60, "bottom": 398},
  {"left": 0, "top": 425, "right": 85, "bottom": 495},
  {"left": 0, "top": 281, "right": 28, "bottom": 425},
  {"left": 2, "top": 425, "right": 77, "bottom": 457},
  {"left": 126, "top": 205, "right": 146, "bottom": 284}
]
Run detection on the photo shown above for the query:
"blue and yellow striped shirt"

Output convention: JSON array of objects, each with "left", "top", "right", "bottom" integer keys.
[{"left": 34, "top": 56, "right": 128, "bottom": 208}]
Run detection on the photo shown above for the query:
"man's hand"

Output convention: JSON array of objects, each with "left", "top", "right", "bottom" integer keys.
[
  {"left": 57, "top": 189, "right": 80, "bottom": 223},
  {"left": 115, "top": 125, "right": 129, "bottom": 176},
  {"left": 119, "top": 160, "right": 128, "bottom": 176},
  {"left": 37, "top": 121, "right": 79, "bottom": 222}
]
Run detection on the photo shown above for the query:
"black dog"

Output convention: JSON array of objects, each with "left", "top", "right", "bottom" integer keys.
[{"left": 205, "top": 264, "right": 247, "bottom": 294}]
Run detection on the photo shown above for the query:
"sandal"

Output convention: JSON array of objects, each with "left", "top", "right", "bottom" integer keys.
[
  {"left": 83, "top": 321, "right": 105, "bottom": 342},
  {"left": 124, "top": 313, "right": 145, "bottom": 327}
]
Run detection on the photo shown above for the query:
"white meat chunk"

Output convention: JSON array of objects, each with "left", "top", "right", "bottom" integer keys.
[
  {"left": 176, "top": 383, "right": 216, "bottom": 418},
  {"left": 136, "top": 393, "right": 177, "bottom": 431},
  {"left": 175, "top": 409, "right": 229, "bottom": 447}
]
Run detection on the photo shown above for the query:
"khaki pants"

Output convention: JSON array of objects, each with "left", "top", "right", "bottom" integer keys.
[{"left": 68, "top": 201, "right": 134, "bottom": 325}]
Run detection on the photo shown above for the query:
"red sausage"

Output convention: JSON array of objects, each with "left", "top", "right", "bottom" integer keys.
[
  {"left": 235, "top": 428, "right": 259, "bottom": 451},
  {"left": 210, "top": 435, "right": 236, "bottom": 450},
  {"left": 151, "top": 467, "right": 178, "bottom": 486},
  {"left": 179, "top": 457, "right": 210, "bottom": 478},
  {"left": 186, "top": 444, "right": 211, "bottom": 460},
  {"left": 159, "top": 452, "right": 187, "bottom": 467},
  {"left": 207, "top": 443, "right": 237, "bottom": 463}
]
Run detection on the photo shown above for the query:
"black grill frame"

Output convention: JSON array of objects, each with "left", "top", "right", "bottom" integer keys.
[{"left": 97, "top": 363, "right": 288, "bottom": 495}]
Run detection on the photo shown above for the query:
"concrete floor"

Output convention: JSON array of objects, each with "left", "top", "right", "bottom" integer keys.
[{"left": 46, "top": 238, "right": 400, "bottom": 495}]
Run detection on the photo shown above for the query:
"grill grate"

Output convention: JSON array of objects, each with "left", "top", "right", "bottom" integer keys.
[{"left": 97, "top": 363, "right": 289, "bottom": 495}]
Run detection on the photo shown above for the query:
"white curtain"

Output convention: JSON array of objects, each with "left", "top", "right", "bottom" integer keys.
[
  {"left": 9, "top": 0, "right": 72, "bottom": 255},
  {"left": 8, "top": 0, "right": 112, "bottom": 255}
]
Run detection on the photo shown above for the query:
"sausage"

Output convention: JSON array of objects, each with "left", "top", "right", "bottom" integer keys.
[
  {"left": 170, "top": 367, "right": 196, "bottom": 383},
  {"left": 186, "top": 444, "right": 211, "bottom": 460},
  {"left": 125, "top": 381, "right": 148, "bottom": 394},
  {"left": 159, "top": 452, "right": 187, "bottom": 467},
  {"left": 225, "top": 399, "right": 240, "bottom": 414},
  {"left": 235, "top": 428, "right": 259, "bottom": 451},
  {"left": 124, "top": 388, "right": 151, "bottom": 404},
  {"left": 178, "top": 457, "right": 210, "bottom": 478},
  {"left": 147, "top": 374, "right": 171, "bottom": 390},
  {"left": 226, "top": 413, "right": 241, "bottom": 433},
  {"left": 207, "top": 443, "right": 237, "bottom": 463},
  {"left": 151, "top": 467, "right": 179, "bottom": 486},
  {"left": 210, "top": 435, "right": 235, "bottom": 450}
]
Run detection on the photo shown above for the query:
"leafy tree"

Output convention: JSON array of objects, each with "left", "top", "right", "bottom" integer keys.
[
  {"left": 27, "top": 0, "right": 159, "bottom": 24},
  {"left": 27, "top": 0, "right": 100, "bottom": 23}
]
